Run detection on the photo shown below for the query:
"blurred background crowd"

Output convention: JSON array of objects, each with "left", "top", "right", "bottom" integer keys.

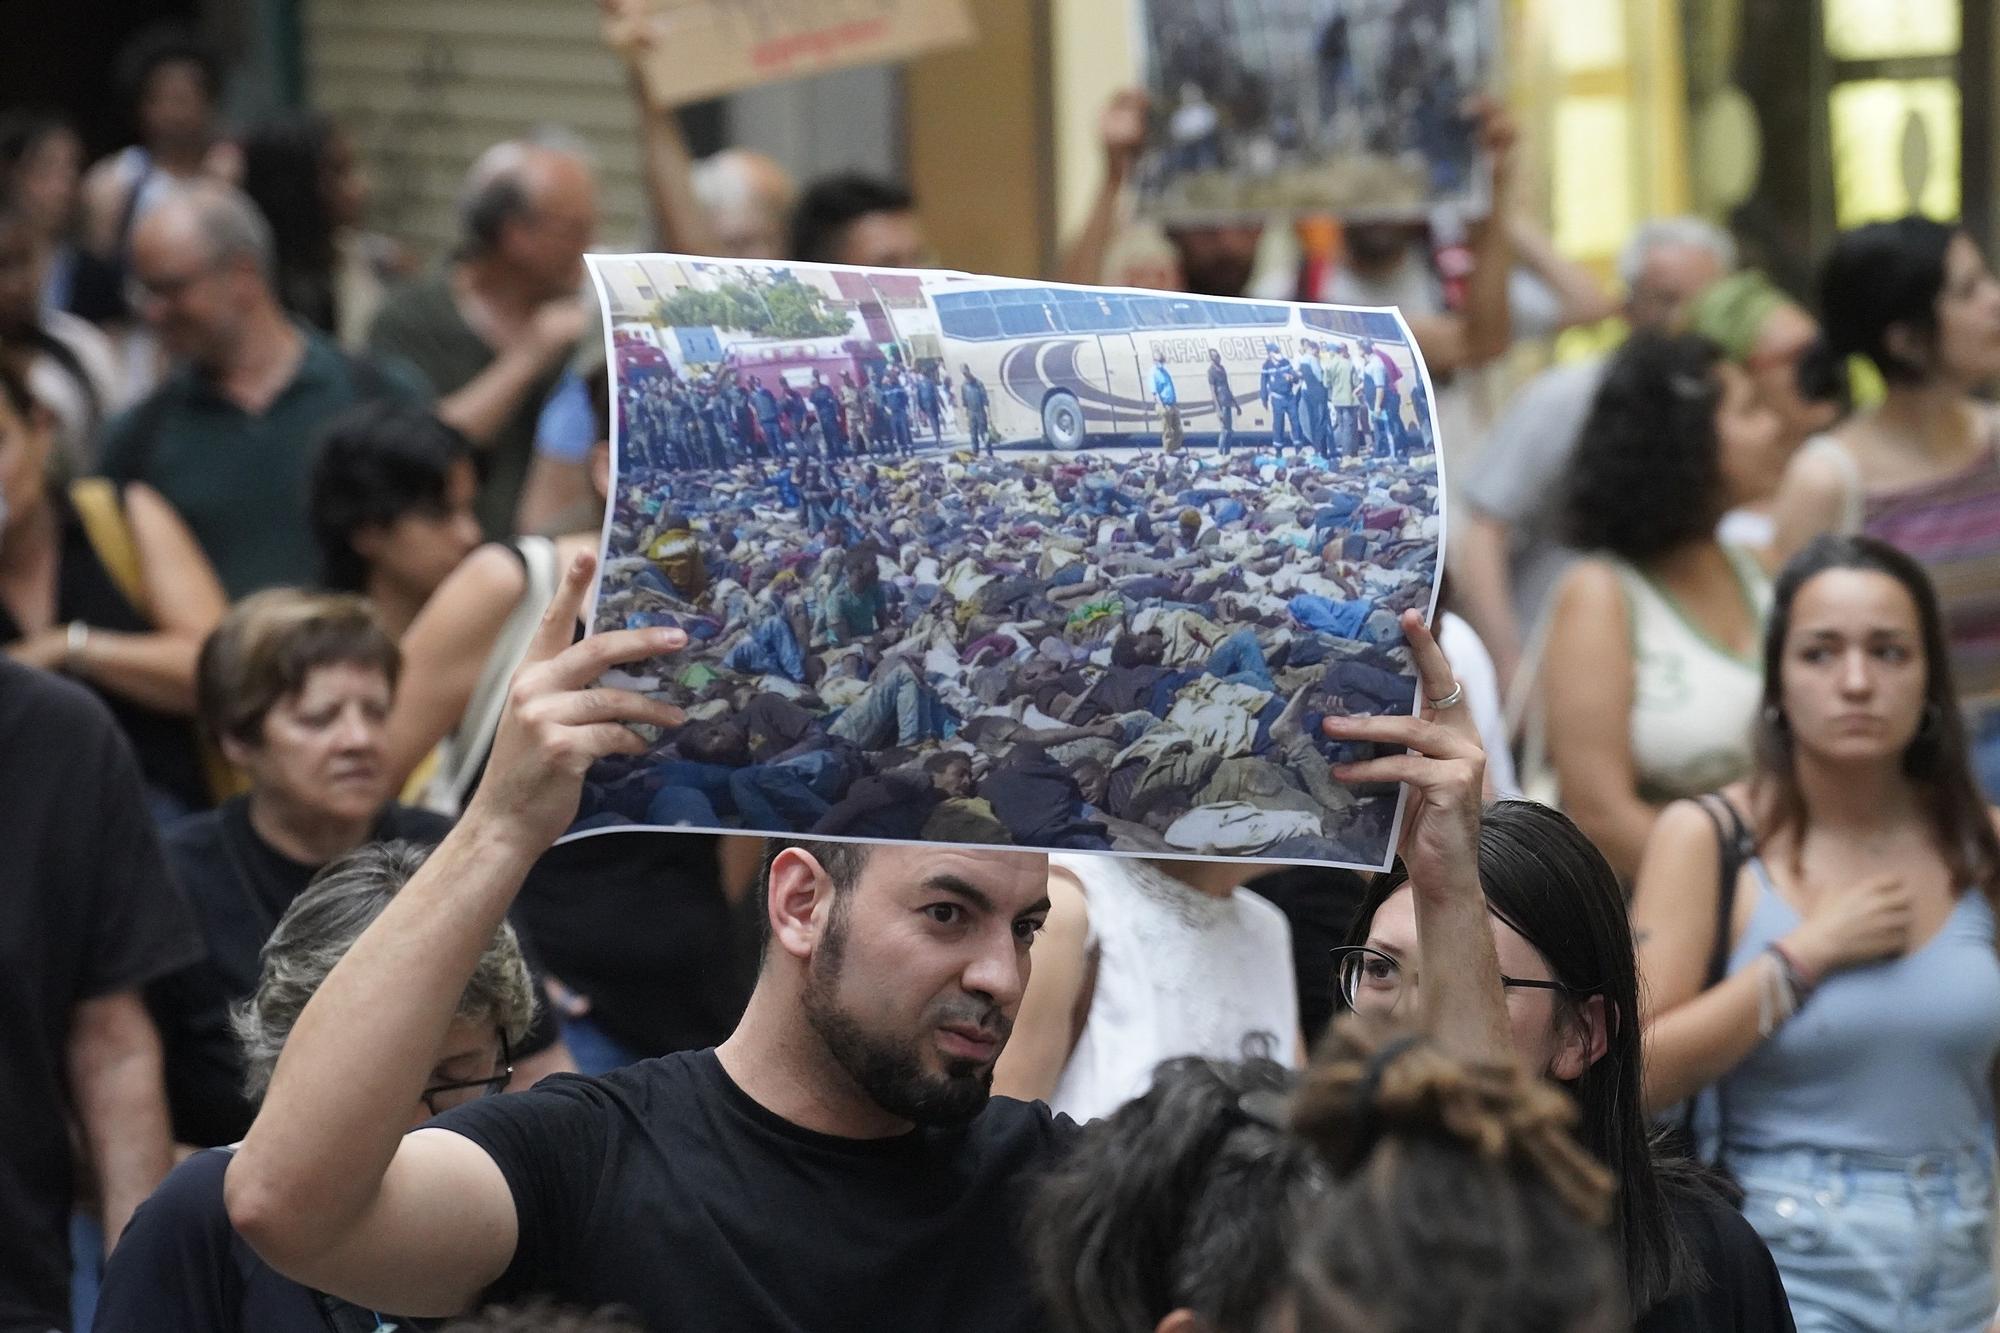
[{"left": 6, "top": 1, "right": 2000, "bottom": 1331}]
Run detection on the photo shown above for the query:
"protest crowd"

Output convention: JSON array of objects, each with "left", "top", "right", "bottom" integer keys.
[{"left": 6, "top": 3, "right": 2000, "bottom": 1332}]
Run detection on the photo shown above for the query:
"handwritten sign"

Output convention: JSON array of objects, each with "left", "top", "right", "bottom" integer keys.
[{"left": 637, "top": 0, "right": 976, "bottom": 108}]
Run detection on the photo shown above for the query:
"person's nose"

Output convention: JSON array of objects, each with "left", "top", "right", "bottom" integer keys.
[
  {"left": 1838, "top": 647, "right": 1874, "bottom": 697},
  {"left": 963, "top": 931, "right": 1028, "bottom": 1016},
  {"left": 333, "top": 704, "right": 383, "bottom": 753}
]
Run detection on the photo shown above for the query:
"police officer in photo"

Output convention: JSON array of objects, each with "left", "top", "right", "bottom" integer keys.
[
  {"left": 882, "top": 365, "right": 915, "bottom": 456},
  {"left": 1259, "top": 340, "right": 1302, "bottom": 452},
  {"left": 811, "top": 372, "right": 847, "bottom": 459}
]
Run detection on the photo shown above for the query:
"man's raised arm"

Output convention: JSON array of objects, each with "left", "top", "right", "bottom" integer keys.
[{"left": 225, "top": 555, "right": 686, "bottom": 1316}]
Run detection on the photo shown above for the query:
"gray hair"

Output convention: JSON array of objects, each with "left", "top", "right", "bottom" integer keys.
[
  {"left": 231, "top": 840, "right": 537, "bottom": 1101},
  {"left": 1616, "top": 217, "right": 1737, "bottom": 290},
  {"left": 161, "top": 180, "right": 276, "bottom": 284},
  {"left": 456, "top": 127, "right": 593, "bottom": 254}
]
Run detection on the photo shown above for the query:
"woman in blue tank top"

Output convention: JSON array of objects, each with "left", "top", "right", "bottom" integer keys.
[{"left": 1635, "top": 534, "right": 2000, "bottom": 1332}]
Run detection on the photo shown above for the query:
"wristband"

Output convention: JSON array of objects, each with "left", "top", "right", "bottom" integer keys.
[
  {"left": 64, "top": 620, "right": 90, "bottom": 674},
  {"left": 1767, "top": 939, "right": 1817, "bottom": 996}
]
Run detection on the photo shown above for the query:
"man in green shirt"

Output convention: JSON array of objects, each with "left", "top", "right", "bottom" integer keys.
[
  {"left": 99, "top": 183, "right": 426, "bottom": 599},
  {"left": 366, "top": 138, "right": 598, "bottom": 539}
]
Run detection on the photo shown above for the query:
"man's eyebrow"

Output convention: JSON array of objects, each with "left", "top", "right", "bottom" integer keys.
[
  {"left": 923, "top": 874, "right": 994, "bottom": 913},
  {"left": 920, "top": 878, "right": 1051, "bottom": 921}
]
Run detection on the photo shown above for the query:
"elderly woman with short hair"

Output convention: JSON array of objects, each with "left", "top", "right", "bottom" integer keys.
[
  {"left": 94, "top": 840, "right": 537, "bottom": 1332},
  {"left": 146, "top": 589, "right": 567, "bottom": 1151}
]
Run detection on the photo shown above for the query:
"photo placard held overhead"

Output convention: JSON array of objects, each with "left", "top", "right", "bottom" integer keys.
[
  {"left": 1135, "top": 0, "right": 1499, "bottom": 222},
  {"left": 568, "top": 252, "right": 1447, "bottom": 870},
  {"left": 630, "top": 0, "right": 976, "bottom": 108}
]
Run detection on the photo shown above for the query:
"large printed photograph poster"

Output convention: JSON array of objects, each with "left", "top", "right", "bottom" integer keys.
[{"left": 570, "top": 253, "right": 1445, "bottom": 870}]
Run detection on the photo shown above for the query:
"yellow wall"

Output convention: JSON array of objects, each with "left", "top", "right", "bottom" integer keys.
[{"left": 905, "top": 0, "right": 1055, "bottom": 279}]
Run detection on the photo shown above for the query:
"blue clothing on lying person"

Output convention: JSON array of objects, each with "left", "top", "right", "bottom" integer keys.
[{"left": 1288, "top": 593, "right": 1374, "bottom": 640}]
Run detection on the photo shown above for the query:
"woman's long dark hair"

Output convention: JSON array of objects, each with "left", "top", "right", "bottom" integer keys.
[
  {"left": 239, "top": 112, "right": 340, "bottom": 334},
  {"left": 1752, "top": 534, "right": 2000, "bottom": 895},
  {"left": 1338, "top": 801, "right": 1689, "bottom": 1315}
]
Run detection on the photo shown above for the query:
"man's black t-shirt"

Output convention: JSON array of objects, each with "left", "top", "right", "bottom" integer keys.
[
  {"left": 1639, "top": 1182, "right": 1797, "bottom": 1333},
  {"left": 0, "top": 660, "right": 203, "bottom": 1331},
  {"left": 433, "top": 1049, "right": 1079, "bottom": 1332},
  {"left": 148, "top": 798, "right": 458, "bottom": 1148}
]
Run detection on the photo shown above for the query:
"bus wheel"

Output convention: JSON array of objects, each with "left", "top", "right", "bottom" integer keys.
[{"left": 1041, "top": 390, "right": 1086, "bottom": 450}]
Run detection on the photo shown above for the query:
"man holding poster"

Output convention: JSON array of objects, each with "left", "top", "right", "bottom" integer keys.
[{"left": 219, "top": 551, "right": 1505, "bottom": 1328}]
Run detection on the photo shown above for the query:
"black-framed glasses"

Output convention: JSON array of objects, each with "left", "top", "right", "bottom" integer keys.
[
  {"left": 420, "top": 1030, "right": 512, "bottom": 1116},
  {"left": 1332, "top": 945, "right": 1587, "bottom": 1017}
]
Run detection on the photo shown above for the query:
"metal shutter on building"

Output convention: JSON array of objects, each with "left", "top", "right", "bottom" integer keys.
[{"left": 302, "top": 0, "right": 647, "bottom": 263}]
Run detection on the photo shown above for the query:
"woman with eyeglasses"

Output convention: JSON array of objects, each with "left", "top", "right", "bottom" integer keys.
[
  {"left": 95, "top": 840, "right": 536, "bottom": 1332},
  {"left": 1336, "top": 800, "right": 1796, "bottom": 1332},
  {"left": 142, "top": 590, "right": 568, "bottom": 1153},
  {"left": 1635, "top": 535, "right": 2000, "bottom": 1331}
]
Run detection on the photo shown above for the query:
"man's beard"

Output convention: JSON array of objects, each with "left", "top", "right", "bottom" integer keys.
[{"left": 801, "top": 902, "right": 1007, "bottom": 1128}]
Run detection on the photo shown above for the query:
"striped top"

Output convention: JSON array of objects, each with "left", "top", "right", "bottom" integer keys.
[{"left": 1861, "top": 439, "right": 2000, "bottom": 710}]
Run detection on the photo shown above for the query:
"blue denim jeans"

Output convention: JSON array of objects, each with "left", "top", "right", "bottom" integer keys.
[
  {"left": 1729, "top": 1144, "right": 1996, "bottom": 1332},
  {"left": 827, "top": 663, "right": 956, "bottom": 749},
  {"left": 644, "top": 760, "right": 738, "bottom": 827},
  {"left": 1204, "top": 629, "right": 1276, "bottom": 693},
  {"left": 723, "top": 614, "right": 807, "bottom": 682},
  {"left": 730, "top": 749, "right": 855, "bottom": 833}
]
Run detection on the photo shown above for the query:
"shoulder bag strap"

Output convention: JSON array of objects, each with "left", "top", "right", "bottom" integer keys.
[
  {"left": 67, "top": 478, "right": 149, "bottom": 617},
  {"left": 424, "top": 536, "right": 563, "bottom": 814}
]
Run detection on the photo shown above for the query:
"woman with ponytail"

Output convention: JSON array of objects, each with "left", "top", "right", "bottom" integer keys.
[
  {"left": 1772, "top": 216, "right": 2000, "bottom": 797},
  {"left": 1285, "top": 1018, "right": 1622, "bottom": 1333}
]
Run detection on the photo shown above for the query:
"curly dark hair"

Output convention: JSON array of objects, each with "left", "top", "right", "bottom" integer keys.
[
  {"left": 1027, "top": 1051, "right": 1324, "bottom": 1333},
  {"left": 1564, "top": 332, "right": 1727, "bottom": 562},
  {"left": 309, "top": 400, "right": 473, "bottom": 591}
]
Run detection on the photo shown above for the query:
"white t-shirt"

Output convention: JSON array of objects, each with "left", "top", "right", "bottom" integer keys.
[{"left": 1046, "top": 854, "right": 1300, "bottom": 1123}]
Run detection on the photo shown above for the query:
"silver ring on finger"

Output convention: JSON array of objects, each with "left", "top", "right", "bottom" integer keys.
[{"left": 1427, "top": 681, "right": 1465, "bottom": 710}]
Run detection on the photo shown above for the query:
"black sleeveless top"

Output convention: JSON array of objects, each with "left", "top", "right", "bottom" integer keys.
[{"left": 0, "top": 490, "right": 210, "bottom": 812}]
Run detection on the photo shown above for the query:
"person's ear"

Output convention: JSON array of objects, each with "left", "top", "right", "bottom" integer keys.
[
  {"left": 1884, "top": 320, "right": 1933, "bottom": 376},
  {"left": 1550, "top": 992, "right": 1611, "bottom": 1082},
  {"left": 350, "top": 524, "right": 390, "bottom": 564},
  {"left": 1155, "top": 1310, "right": 1213, "bottom": 1333},
  {"left": 218, "top": 729, "right": 258, "bottom": 774},
  {"left": 766, "top": 846, "right": 836, "bottom": 963}
]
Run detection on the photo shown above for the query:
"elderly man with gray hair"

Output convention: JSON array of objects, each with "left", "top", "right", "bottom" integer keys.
[
  {"left": 97, "top": 180, "right": 428, "bottom": 597},
  {"left": 93, "top": 839, "right": 538, "bottom": 1332},
  {"left": 366, "top": 134, "right": 599, "bottom": 540},
  {"left": 1448, "top": 215, "right": 1739, "bottom": 697}
]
